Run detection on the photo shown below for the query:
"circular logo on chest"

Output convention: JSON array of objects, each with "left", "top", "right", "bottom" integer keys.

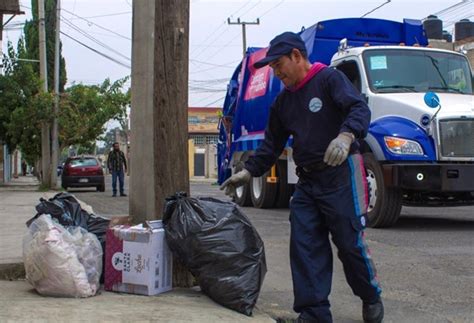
[{"left": 308, "top": 97, "right": 323, "bottom": 113}]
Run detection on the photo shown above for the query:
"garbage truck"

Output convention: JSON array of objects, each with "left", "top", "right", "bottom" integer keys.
[{"left": 217, "top": 17, "right": 474, "bottom": 227}]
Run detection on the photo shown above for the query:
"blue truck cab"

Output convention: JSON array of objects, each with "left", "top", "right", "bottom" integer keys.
[{"left": 218, "top": 18, "right": 474, "bottom": 227}]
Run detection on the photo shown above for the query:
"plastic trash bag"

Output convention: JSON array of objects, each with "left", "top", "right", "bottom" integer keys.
[
  {"left": 27, "top": 192, "right": 110, "bottom": 248},
  {"left": 163, "top": 193, "right": 266, "bottom": 316},
  {"left": 23, "top": 214, "right": 103, "bottom": 298}
]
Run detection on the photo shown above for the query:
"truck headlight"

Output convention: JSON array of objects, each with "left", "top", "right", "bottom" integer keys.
[{"left": 384, "top": 136, "right": 424, "bottom": 155}]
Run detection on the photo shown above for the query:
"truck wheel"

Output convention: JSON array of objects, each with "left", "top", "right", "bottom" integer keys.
[
  {"left": 363, "top": 152, "right": 402, "bottom": 228},
  {"left": 233, "top": 162, "right": 252, "bottom": 206},
  {"left": 250, "top": 170, "right": 278, "bottom": 208},
  {"left": 275, "top": 160, "right": 294, "bottom": 208}
]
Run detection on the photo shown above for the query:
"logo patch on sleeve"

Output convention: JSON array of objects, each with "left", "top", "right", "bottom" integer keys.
[{"left": 308, "top": 97, "right": 323, "bottom": 113}]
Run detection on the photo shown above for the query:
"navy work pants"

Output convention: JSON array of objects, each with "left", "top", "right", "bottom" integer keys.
[
  {"left": 290, "top": 154, "right": 381, "bottom": 322},
  {"left": 111, "top": 170, "right": 125, "bottom": 195}
]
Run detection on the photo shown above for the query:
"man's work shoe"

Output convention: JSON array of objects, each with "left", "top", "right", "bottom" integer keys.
[
  {"left": 120, "top": 193, "right": 127, "bottom": 197},
  {"left": 112, "top": 193, "right": 117, "bottom": 197},
  {"left": 363, "top": 298, "right": 384, "bottom": 323}
]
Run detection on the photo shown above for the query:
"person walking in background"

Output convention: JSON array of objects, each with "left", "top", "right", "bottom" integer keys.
[
  {"left": 107, "top": 142, "right": 127, "bottom": 197},
  {"left": 21, "top": 160, "right": 27, "bottom": 176}
]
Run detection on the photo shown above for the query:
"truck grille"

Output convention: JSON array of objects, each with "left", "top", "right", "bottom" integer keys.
[{"left": 438, "top": 119, "right": 474, "bottom": 158}]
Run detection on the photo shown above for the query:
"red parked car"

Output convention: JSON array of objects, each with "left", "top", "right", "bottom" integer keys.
[{"left": 61, "top": 156, "right": 105, "bottom": 192}]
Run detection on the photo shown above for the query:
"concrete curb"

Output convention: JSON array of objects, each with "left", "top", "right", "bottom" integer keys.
[
  {"left": 0, "top": 185, "right": 39, "bottom": 192},
  {"left": 0, "top": 263, "right": 25, "bottom": 281}
]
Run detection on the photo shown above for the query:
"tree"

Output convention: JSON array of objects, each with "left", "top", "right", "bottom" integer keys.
[
  {"left": 0, "top": 40, "right": 53, "bottom": 166},
  {"left": 0, "top": 40, "right": 130, "bottom": 167},
  {"left": 23, "top": 0, "right": 67, "bottom": 92},
  {"left": 59, "top": 77, "right": 130, "bottom": 152}
]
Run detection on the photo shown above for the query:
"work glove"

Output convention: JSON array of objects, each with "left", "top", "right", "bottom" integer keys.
[
  {"left": 323, "top": 132, "right": 354, "bottom": 166},
  {"left": 219, "top": 169, "right": 251, "bottom": 197}
]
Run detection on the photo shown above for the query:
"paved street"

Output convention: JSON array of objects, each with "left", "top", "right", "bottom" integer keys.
[{"left": 74, "top": 175, "right": 474, "bottom": 322}]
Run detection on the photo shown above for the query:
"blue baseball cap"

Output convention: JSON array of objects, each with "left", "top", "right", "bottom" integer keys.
[{"left": 254, "top": 31, "right": 307, "bottom": 69}]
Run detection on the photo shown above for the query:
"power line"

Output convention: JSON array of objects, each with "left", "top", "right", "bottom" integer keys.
[
  {"left": 204, "top": 95, "right": 226, "bottom": 107},
  {"left": 189, "top": 59, "right": 239, "bottom": 68},
  {"left": 258, "top": 0, "right": 285, "bottom": 19},
  {"left": 198, "top": 30, "right": 242, "bottom": 63},
  {"left": 428, "top": 0, "right": 471, "bottom": 18},
  {"left": 70, "top": 11, "right": 131, "bottom": 20},
  {"left": 229, "top": 0, "right": 254, "bottom": 18},
  {"left": 361, "top": 0, "right": 391, "bottom": 18},
  {"left": 191, "top": 0, "right": 262, "bottom": 59},
  {"left": 438, "top": 1, "right": 473, "bottom": 20},
  {"left": 61, "top": 7, "right": 131, "bottom": 40},
  {"left": 192, "top": 92, "right": 223, "bottom": 106},
  {"left": 60, "top": 31, "right": 131, "bottom": 69},
  {"left": 61, "top": 15, "right": 131, "bottom": 61},
  {"left": 238, "top": 0, "right": 263, "bottom": 18}
]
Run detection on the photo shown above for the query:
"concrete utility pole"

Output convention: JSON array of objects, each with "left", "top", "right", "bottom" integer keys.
[
  {"left": 38, "top": 0, "right": 51, "bottom": 187},
  {"left": 130, "top": 0, "right": 192, "bottom": 287},
  {"left": 227, "top": 17, "right": 260, "bottom": 57},
  {"left": 51, "top": 0, "right": 61, "bottom": 188}
]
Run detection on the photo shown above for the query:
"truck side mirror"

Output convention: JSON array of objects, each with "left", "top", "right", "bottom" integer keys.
[{"left": 424, "top": 91, "right": 440, "bottom": 108}]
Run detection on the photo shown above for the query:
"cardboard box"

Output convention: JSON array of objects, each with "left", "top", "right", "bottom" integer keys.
[{"left": 104, "top": 220, "right": 172, "bottom": 296}]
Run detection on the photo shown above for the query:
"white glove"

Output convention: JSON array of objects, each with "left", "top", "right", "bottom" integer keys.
[
  {"left": 323, "top": 132, "right": 354, "bottom": 166},
  {"left": 219, "top": 169, "right": 251, "bottom": 197}
]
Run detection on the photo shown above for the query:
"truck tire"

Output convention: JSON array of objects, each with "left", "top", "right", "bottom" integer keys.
[
  {"left": 275, "top": 160, "right": 295, "bottom": 208},
  {"left": 250, "top": 170, "right": 278, "bottom": 208},
  {"left": 363, "top": 152, "right": 402, "bottom": 228},
  {"left": 97, "top": 184, "right": 105, "bottom": 192},
  {"left": 233, "top": 162, "right": 252, "bottom": 206}
]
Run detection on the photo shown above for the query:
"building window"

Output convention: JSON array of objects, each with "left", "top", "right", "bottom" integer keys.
[
  {"left": 206, "top": 135, "right": 219, "bottom": 144},
  {"left": 190, "top": 135, "right": 204, "bottom": 145},
  {"left": 189, "top": 134, "right": 218, "bottom": 146}
]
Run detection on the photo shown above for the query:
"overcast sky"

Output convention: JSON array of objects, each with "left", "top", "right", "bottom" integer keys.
[{"left": 2, "top": 0, "right": 471, "bottom": 108}]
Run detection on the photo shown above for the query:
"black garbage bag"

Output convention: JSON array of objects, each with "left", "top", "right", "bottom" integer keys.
[
  {"left": 27, "top": 192, "right": 110, "bottom": 247},
  {"left": 163, "top": 192, "right": 267, "bottom": 316}
]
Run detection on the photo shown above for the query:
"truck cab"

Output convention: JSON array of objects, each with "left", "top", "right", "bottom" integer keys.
[{"left": 331, "top": 45, "right": 474, "bottom": 226}]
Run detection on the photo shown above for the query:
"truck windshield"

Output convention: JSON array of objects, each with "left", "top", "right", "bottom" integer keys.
[{"left": 363, "top": 49, "right": 473, "bottom": 95}]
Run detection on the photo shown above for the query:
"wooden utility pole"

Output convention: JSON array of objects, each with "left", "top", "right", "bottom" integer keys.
[
  {"left": 51, "top": 0, "right": 61, "bottom": 188},
  {"left": 38, "top": 0, "right": 51, "bottom": 187},
  {"left": 130, "top": 0, "right": 192, "bottom": 287},
  {"left": 227, "top": 18, "right": 260, "bottom": 57}
]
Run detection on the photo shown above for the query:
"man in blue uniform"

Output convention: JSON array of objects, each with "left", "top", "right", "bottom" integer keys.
[{"left": 220, "top": 32, "right": 383, "bottom": 323}]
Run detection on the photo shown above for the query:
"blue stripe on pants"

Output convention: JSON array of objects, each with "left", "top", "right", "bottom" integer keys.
[{"left": 290, "top": 154, "right": 381, "bottom": 321}]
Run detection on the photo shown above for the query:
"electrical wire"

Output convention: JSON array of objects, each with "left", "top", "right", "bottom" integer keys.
[
  {"left": 361, "top": 0, "right": 391, "bottom": 18},
  {"left": 258, "top": 0, "right": 285, "bottom": 19},
  {"left": 60, "top": 31, "right": 131, "bottom": 69},
  {"left": 61, "top": 7, "right": 131, "bottom": 40},
  {"left": 61, "top": 15, "right": 131, "bottom": 61},
  {"left": 190, "top": 0, "right": 253, "bottom": 57},
  {"left": 428, "top": 0, "right": 471, "bottom": 18},
  {"left": 204, "top": 95, "right": 226, "bottom": 107},
  {"left": 189, "top": 59, "right": 239, "bottom": 68},
  {"left": 238, "top": 0, "right": 263, "bottom": 19},
  {"left": 71, "top": 11, "right": 132, "bottom": 20}
]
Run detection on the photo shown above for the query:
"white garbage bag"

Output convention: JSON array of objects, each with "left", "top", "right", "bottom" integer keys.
[{"left": 23, "top": 214, "right": 102, "bottom": 297}]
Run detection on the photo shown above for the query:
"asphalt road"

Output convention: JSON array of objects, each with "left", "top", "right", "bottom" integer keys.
[{"left": 73, "top": 175, "right": 474, "bottom": 322}]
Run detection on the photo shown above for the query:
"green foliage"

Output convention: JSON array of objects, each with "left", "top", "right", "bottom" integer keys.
[
  {"left": 0, "top": 40, "right": 53, "bottom": 165},
  {"left": 59, "top": 77, "right": 130, "bottom": 150},
  {"left": 0, "top": 1, "right": 131, "bottom": 165},
  {"left": 23, "top": 0, "right": 67, "bottom": 92}
]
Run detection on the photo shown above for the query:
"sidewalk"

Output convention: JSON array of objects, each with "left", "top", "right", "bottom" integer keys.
[
  {"left": 0, "top": 181, "right": 275, "bottom": 322},
  {"left": 0, "top": 174, "right": 40, "bottom": 191}
]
